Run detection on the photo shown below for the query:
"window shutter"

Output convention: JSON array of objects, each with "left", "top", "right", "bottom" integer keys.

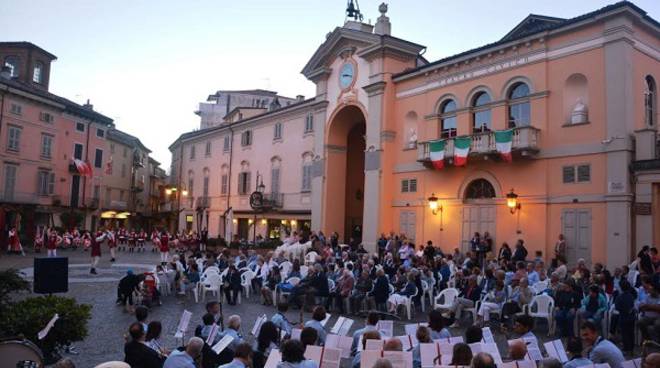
[
  {"left": 221, "top": 174, "right": 228, "bottom": 194},
  {"left": 246, "top": 172, "right": 251, "bottom": 193},
  {"left": 48, "top": 173, "right": 55, "bottom": 194},
  {"left": 271, "top": 168, "right": 280, "bottom": 194},
  {"left": 409, "top": 179, "right": 417, "bottom": 192},
  {"left": 562, "top": 166, "right": 575, "bottom": 183},
  {"left": 401, "top": 179, "right": 409, "bottom": 193},
  {"left": 577, "top": 165, "right": 590, "bottom": 182}
]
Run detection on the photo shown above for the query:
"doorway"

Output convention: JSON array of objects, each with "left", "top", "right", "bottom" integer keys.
[
  {"left": 460, "top": 179, "right": 497, "bottom": 251},
  {"left": 561, "top": 208, "right": 592, "bottom": 266}
]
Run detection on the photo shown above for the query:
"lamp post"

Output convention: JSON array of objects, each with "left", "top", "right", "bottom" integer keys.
[
  {"left": 428, "top": 193, "right": 443, "bottom": 231},
  {"left": 506, "top": 188, "right": 522, "bottom": 234}
]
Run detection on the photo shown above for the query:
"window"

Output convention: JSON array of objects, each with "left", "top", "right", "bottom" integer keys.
[
  {"left": 274, "top": 122, "right": 283, "bottom": 140},
  {"left": 205, "top": 141, "right": 212, "bottom": 156},
  {"left": 94, "top": 149, "right": 103, "bottom": 168},
  {"left": 472, "top": 91, "right": 492, "bottom": 132},
  {"left": 7, "top": 126, "right": 21, "bottom": 152},
  {"left": 76, "top": 122, "right": 85, "bottom": 132},
  {"left": 241, "top": 130, "right": 252, "bottom": 146},
  {"left": 33, "top": 62, "right": 43, "bottom": 83},
  {"left": 9, "top": 104, "right": 22, "bottom": 115},
  {"left": 37, "top": 170, "right": 55, "bottom": 196},
  {"left": 203, "top": 176, "right": 210, "bottom": 197},
  {"left": 464, "top": 179, "right": 496, "bottom": 199},
  {"left": 221, "top": 174, "right": 228, "bottom": 194},
  {"left": 562, "top": 165, "right": 590, "bottom": 183},
  {"left": 508, "top": 82, "right": 531, "bottom": 127},
  {"left": 96, "top": 128, "right": 105, "bottom": 138},
  {"left": 121, "top": 163, "right": 126, "bottom": 178},
  {"left": 238, "top": 172, "right": 251, "bottom": 195},
  {"left": 304, "top": 113, "right": 314, "bottom": 133},
  {"left": 440, "top": 100, "right": 457, "bottom": 138},
  {"left": 40, "top": 112, "right": 54, "bottom": 123},
  {"left": 73, "top": 143, "right": 83, "bottom": 160},
  {"left": 223, "top": 136, "right": 230, "bottom": 152},
  {"left": 4, "top": 56, "right": 19, "bottom": 77},
  {"left": 4, "top": 164, "right": 17, "bottom": 200},
  {"left": 301, "top": 163, "right": 312, "bottom": 192},
  {"left": 645, "top": 75, "right": 657, "bottom": 127},
  {"left": 190, "top": 145, "right": 196, "bottom": 159},
  {"left": 271, "top": 167, "right": 280, "bottom": 194},
  {"left": 401, "top": 179, "right": 417, "bottom": 193},
  {"left": 41, "top": 134, "right": 53, "bottom": 158}
]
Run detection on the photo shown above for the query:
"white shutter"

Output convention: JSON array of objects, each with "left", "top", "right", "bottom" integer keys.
[{"left": 271, "top": 168, "right": 280, "bottom": 194}]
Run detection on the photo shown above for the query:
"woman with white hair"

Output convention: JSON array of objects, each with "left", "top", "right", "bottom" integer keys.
[{"left": 220, "top": 315, "right": 244, "bottom": 352}]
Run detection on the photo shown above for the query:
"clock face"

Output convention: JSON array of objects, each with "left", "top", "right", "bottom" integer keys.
[{"left": 339, "top": 62, "right": 355, "bottom": 90}]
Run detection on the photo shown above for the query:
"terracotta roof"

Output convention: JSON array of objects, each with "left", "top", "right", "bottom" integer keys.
[
  {"left": 393, "top": 1, "right": 659, "bottom": 80},
  {"left": 0, "top": 76, "right": 113, "bottom": 125}
]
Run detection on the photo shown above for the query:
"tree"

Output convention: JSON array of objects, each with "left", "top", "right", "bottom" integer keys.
[{"left": 0, "top": 268, "right": 29, "bottom": 313}]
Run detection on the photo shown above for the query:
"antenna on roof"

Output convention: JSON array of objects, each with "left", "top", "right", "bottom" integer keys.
[{"left": 346, "top": 0, "right": 363, "bottom": 21}]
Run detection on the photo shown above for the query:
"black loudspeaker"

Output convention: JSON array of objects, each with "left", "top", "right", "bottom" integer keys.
[{"left": 34, "top": 257, "right": 68, "bottom": 294}]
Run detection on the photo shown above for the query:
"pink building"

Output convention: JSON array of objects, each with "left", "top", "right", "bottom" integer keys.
[{"left": 173, "top": 1, "right": 659, "bottom": 268}]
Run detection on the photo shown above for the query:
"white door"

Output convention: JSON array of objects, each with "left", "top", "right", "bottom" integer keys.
[
  {"left": 399, "top": 210, "right": 416, "bottom": 241},
  {"left": 461, "top": 206, "right": 496, "bottom": 252},
  {"left": 561, "top": 208, "right": 592, "bottom": 266}
]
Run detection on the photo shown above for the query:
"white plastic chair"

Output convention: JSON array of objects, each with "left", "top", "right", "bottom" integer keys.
[
  {"left": 434, "top": 288, "right": 459, "bottom": 311},
  {"left": 402, "top": 286, "right": 419, "bottom": 320},
  {"left": 279, "top": 261, "right": 292, "bottom": 279},
  {"left": 531, "top": 282, "right": 547, "bottom": 295},
  {"left": 420, "top": 280, "right": 430, "bottom": 312},
  {"left": 305, "top": 251, "right": 318, "bottom": 265},
  {"left": 204, "top": 266, "right": 220, "bottom": 275},
  {"left": 201, "top": 273, "right": 222, "bottom": 302},
  {"left": 196, "top": 258, "right": 205, "bottom": 272},
  {"left": 300, "top": 265, "right": 309, "bottom": 279},
  {"left": 627, "top": 270, "right": 639, "bottom": 287},
  {"left": 528, "top": 294, "right": 555, "bottom": 335},
  {"left": 276, "top": 276, "right": 301, "bottom": 304},
  {"left": 156, "top": 272, "right": 171, "bottom": 296},
  {"left": 240, "top": 270, "right": 256, "bottom": 300},
  {"left": 187, "top": 281, "right": 199, "bottom": 303}
]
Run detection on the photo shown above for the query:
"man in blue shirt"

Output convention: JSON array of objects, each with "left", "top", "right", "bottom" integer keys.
[
  {"left": 163, "top": 337, "right": 203, "bottom": 368},
  {"left": 564, "top": 337, "right": 592, "bottom": 368},
  {"left": 580, "top": 321, "right": 624, "bottom": 368},
  {"left": 271, "top": 302, "right": 294, "bottom": 337},
  {"left": 351, "top": 311, "right": 379, "bottom": 355},
  {"left": 219, "top": 342, "right": 253, "bottom": 368}
]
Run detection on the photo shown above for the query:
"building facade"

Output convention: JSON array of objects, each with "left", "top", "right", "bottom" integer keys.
[
  {"left": 172, "top": 2, "right": 659, "bottom": 268},
  {"left": 0, "top": 42, "right": 165, "bottom": 241}
]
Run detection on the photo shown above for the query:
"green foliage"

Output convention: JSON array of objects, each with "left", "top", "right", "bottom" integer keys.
[
  {"left": 0, "top": 268, "right": 30, "bottom": 312},
  {"left": 0, "top": 295, "right": 92, "bottom": 354}
]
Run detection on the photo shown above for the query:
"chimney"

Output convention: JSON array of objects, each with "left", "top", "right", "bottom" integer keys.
[
  {"left": 374, "top": 3, "right": 391, "bottom": 36},
  {"left": 0, "top": 66, "right": 11, "bottom": 79},
  {"left": 296, "top": 95, "right": 305, "bottom": 102},
  {"left": 83, "top": 99, "right": 94, "bottom": 110}
]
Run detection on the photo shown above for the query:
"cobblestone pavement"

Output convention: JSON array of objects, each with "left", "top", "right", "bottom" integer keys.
[{"left": 0, "top": 247, "right": 635, "bottom": 367}]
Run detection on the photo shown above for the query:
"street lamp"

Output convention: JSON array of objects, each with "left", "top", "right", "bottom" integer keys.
[
  {"left": 506, "top": 189, "right": 521, "bottom": 214},
  {"left": 428, "top": 193, "right": 440, "bottom": 215}
]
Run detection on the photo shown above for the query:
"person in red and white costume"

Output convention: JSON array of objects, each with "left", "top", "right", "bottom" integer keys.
[
  {"left": 8, "top": 226, "right": 24, "bottom": 255},
  {"left": 46, "top": 228, "right": 62, "bottom": 257},
  {"left": 159, "top": 229, "right": 170, "bottom": 264},
  {"left": 90, "top": 228, "right": 112, "bottom": 274},
  {"left": 107, "top": 228, "right": 117, "bottom": 262}
]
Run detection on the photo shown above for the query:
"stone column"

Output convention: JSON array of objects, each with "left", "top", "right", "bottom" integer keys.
[{"left": 362, "top": 81, "right": 387, "bottom": 253}]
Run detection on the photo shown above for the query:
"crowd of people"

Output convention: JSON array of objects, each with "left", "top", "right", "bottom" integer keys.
[{"left": 45, "top": 229, "right": 660, "bottom": 367}]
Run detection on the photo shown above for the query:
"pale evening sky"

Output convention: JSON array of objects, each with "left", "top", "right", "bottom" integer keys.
[{"left": 1, "top": 0, "right": 658, "bottom": 168}]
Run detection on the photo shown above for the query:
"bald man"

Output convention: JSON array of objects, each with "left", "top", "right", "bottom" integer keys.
[
  {"left": 384, "top": 337, "right": 403, "bottom": 351},
  {"left": 509, "top": 339, "right": 528, "bottom": 361},
  {"left": 644, "top": 353, "right": 660, "bottom": 368}
]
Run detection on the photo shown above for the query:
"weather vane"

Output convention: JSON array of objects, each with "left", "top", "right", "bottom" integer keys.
[{"left": 346, "top": 0, "right": 363, "bottom": 21}]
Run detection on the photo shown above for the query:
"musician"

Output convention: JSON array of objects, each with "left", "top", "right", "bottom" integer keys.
[
  {"left": 219, "top": 315, "right": 243, "bottom": 352},
  {"left": 351, "top": 330, "right": 381, "bottom": 368},
  {"left": 46, "top": 228, "right": 62, "bottom": 257},
  {"left": 580, "top": 320, "right": 624, "bottom": 368},
  {"left": 252, "top": 321, "right": 279, "bottom": 368},
  {"left": 428, "top": 309, "right": 451, "bottom": 340},
  {"left": 351, "top": 311, "right": 380, "bottom": 355},
  {"left": 300, "top": 327, "right": 318, "bottom": 350},
  {"left": 146, "top": 321, "right": 170, "bottom": 358},
  {"left": 194, "top": 301, "right": 223, "bottom": 337},
  {"left": 279, "top": 339, "right": 318, "bottom": 368},
  {"left": 159, "top": 230, "right": 170, "bottom": 264},
  {"left": 563, "top": 337, "right": 592, "bottom": 368},
  {"left": 412, "top": 326, "right": 432, "bottom": 368},
  {"left": 90, "top": 229, "right": 109, "bottom": 275},
  {"left": 107, "top": 228, "right": 117, "bottom": 262},
  {"left": 200, "top": 313, "right": 222, "bottom": 345},
  {"left": 449, "top": 343, "right": 473, "bottom": 366},
  {"left": 124, "top": 322, "right": 165, "bottom": 368},
  {"left": 137, "top": 230, "right": 146, "bottom": 252},
  {"left": 271, "top": 302, "right": 293, "bottom": 337},
  {"left": 512, "top": 314, "right": 537, "bottom": 346},
  {"left": 219, "top": 343, "right": 253, "bottom": 368},
  {"left": 303, "top": 306, "right": 327, "bottom": 345},
  {"left": 8, "top": 226, "right": 24, "bottom": 255}
]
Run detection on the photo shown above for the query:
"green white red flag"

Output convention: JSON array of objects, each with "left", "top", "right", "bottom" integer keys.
[
  {"left": 453, "top": 136, "right": 471, "bottom": 166},
  {"left": 429, "top": 140, "right": 445, "bottom": 169},
  {"left": 494, "top": 129, "right": 514, "bottom": 162}
]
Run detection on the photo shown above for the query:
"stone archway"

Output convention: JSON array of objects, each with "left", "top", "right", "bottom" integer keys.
[{"left": 323, "top": 105, "right": 366, "bottom": 242}]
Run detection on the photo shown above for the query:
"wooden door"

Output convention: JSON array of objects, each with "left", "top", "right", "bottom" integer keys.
[
  {"left": 461, "top": 206, "right": 496, "bottom": 252},
  {"left": 562, "top": 208, "right": 592, "bottom": 266}
]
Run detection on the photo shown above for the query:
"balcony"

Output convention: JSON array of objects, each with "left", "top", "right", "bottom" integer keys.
[
  {"left": 417, "top": 126, "right": 540, "bottom": 166},
  {"left": 264, "top": 193, "right": 284, "bottom": 208},
  {"left": 196, "top": 196, "right": 211, "bottom": 209}
]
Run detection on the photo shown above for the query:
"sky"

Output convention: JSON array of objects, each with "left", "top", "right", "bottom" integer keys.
[{"left": 2, "top": 0, "right": 659, "bottom": 169}]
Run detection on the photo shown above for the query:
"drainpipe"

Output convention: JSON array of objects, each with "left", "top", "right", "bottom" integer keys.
[
  {"left": 82, "top": 120, "right": 92, "bottom": 209},
  {"left": 224, "top": 126, "right": 234, "bottom": 239},
  {"left": 176, "top": 141, "right": 184, "bottom": 232}
]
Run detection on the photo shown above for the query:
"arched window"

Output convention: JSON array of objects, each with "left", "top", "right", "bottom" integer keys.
[
  {"left": 4, "top": 56, "right": 19, "bottom": 77},
  {"left": 464, "top": 179, "right": 496, "bottom": 200},
  {"left": 508, "top": 82, "right": 530, "bottom": 128},
  {"left": 220, "top": 164, "right": 229, "bottom": 195},
  {"left": 301, "top": 152, "right": 313, "bottom": 192},
  {"left": 440, "top": 99, "right": 457, "bottom": 138},
  {"left": 645, "top": 75, "right": 657, "bottom": 127},
  {"left": 472, "top": 92, "right": 491, "bottom": 132},
  {"left": 238, "top": 161, "right": 251, "bottom": 195},
  {"left": 33, "top": 62, "right": 43, "bottom": 83}
]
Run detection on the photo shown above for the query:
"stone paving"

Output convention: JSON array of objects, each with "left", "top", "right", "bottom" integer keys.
[{"left": 0, "top": 247, "right": 635, "bottom": 367}]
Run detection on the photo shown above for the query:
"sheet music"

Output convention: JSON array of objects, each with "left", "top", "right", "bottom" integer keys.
[
  {"left": 251, "top": 314, "right": 267, "bottom": 336},
  {"left": 206, "top": 324, "right": 219, "bottom": 345},
  {"left": 435, "top": 336, "right": 464, "bottom": 345},
  {"left": 405, "top": 322, "right": 429, "bottom": 337},
  {"left": 365, "top": 338, "right": 385, "bottom": 350},
  {"left": 264, "top": 348, "right": 282, "bottom": 368},
  {"left": 211, "top": 334, "right": 234, "bottom": 354},
  {"left": 321, "top": 313, "right": 332, "bottom": 327},
  {"left": 360, "top": 349, "right": 382, "bottom": 368},
  {"left": 330, "top": 316, "right": 354, "bottom": 336},
  {"left": 383, "top": 350, "right": 413, "bottom": 368},
  {"left": 38, "top": 313, "right": 59, "bottom": 340},
  {"left": 543, "top": 339, "right": 568, "bottom": 363},
  {"left": 325, "top": 334, "right": 352, "bottom": 358},
  {"left": 508, "top": 338, "right": 542, "bottom": 362},
  {"left": 377, "top": 320, "right": 394, "bottom": 337},
  {"left": 291, "top": 328, "right": 302, "bottom": 340},
  {"left": 420, "top": 342, "right": 439, "bottom": 368},
  {"left": 320, "top": 346, "right": 342, "bottom": 368},
  {"left": 481, "top": 327, "right": 495, "bottom": 343},
  {"left": 470, "top": 342, "right": 503, "bottom": 365},
  {"left": 396, "top": 335, "right": 414, "bottom": 351},
  {"left": 174, "top": 310, "right": 192, "bottom": 338},
  {"left": 621, "top": 358, "right": 642, "bottom": 368}
]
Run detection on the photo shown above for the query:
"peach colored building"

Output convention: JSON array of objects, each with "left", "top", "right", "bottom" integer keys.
[
  {"left": 0, "top": 42, "right": 164, "bottom": 242},
  {"left": 172, "top": 2, "right": 659, "bottom": 268}
]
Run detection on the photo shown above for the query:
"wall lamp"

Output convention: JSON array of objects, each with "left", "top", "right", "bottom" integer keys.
[
  {"left": 428, "top": 193, "right": 444, "bottom": 231},
  {"left": 506, "top": 189, "right": 521, "bottom": 214}
]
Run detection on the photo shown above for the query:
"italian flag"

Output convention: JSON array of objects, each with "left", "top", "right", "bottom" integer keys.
[
  {"left": 454, "top": 136, "right": 471, "bottom": 166},
  {"left": 73, "top": 159, "right": 93, "bottom": 177},
  {"left": 429, "top": 140, "right": 445, "bottom": 169},
  {"left": 495, "top": 129, "right": 514, "bottom": 162}
]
